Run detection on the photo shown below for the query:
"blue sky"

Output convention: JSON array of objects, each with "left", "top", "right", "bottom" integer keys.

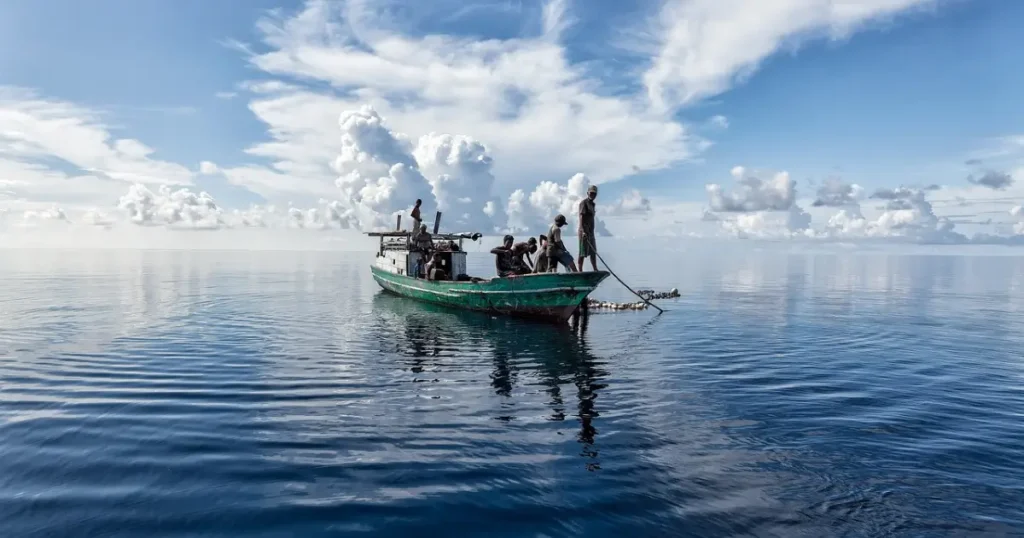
[{"left": 1, "top": 0, "right": 1023, "bottom": 242}]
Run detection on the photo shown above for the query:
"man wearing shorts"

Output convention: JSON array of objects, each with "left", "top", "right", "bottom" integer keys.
[
  {"left": 547, "top": 214, "right": 579, "bottom": 273},
  {"left": 577, "top": 185, "right": 598, "bottom": 271}
]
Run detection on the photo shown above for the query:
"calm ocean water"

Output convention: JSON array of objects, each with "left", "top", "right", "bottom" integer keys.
[{"left": 2, "top": 246, "right": 1024, "bottom": 537}]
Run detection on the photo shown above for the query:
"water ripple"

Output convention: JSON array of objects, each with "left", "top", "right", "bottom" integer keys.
[{"left": 1, "top": 249, "right": 1024, "bottom": 536}]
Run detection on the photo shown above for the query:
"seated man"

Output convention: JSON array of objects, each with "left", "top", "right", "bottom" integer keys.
[
  {"left": 510, "top": 237, "right": 538, "bottom": 275},
  {"left": 425, "top": 252, "right": 448, "bottom": 281},
  {"left": 490, "top": 235, "right": 516, "bottom": 277},
  {"left": 412, "top": 224, "right": 434, "bottom": 277}
]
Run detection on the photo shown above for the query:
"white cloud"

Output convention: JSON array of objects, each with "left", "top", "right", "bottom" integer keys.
[
  {"left": 706, "top": 166, "right": 797, "bottom": 212},
  {"left": 505, "top": 172, "right": 611, "bottom": 235},
  {"left": 606, "top": 189, "right": 652, "bottom": 216},
  {"left": 825, "top": 187, "right": 965, "bottom": 243},
  {"left": 413, "top": 131, "right": 503, "bottom": 232},
  {"left": 22, "top": 206, "right": 68, "bottom": 224},
  {"left": 81, "top": 208, "right": 115, "bottom": 228},
  {"left": 199, "top": 161, "right": 220, "bottom": 175},
  {"left": 117, "top": 183, "right": 223, "bottom": 230},
  {"left": 232, "top": 0, "right": 695, "bottom": 198},
  {"left": 640, "top": 0, "right": 938, "bottom": 111},
  {"left": 812, "top": 177, "right": 864, "bottom": 207},
  {"left": 0, "top": 87, "right": 195, "bottom": 191},
  {"left": 707, "top": 115, "right": 729, "bottom": 130},
  {"left": 215, "top": 92, "right": 238, "bottom": 100}
]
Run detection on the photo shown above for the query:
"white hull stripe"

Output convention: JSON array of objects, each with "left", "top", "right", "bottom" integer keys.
[
  {"left": 447, "top": 286, "right": 595, "bottom": 295},
  {"left": 374, "top": 276, "right": 461, "bottom": 297}
]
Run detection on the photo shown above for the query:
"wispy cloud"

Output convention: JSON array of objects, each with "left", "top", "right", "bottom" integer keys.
[{"left": 639, "top": 0, "right": 938, "bottom": 111}]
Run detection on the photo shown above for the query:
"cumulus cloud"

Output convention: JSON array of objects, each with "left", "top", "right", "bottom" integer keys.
[
  {"left": 117, "top": 184, "right": 223, "bottom": 230},
  {"left": 329, "top": 105, "right": 434, "bottom": 231},
  {"left": 505, "top": 173, "right": 611, "bottom": 236},
  {"left": 968, "top": 171, "right": 1014, "bottom": 190},
  {"left": 826, "top": 187, "right": 965, "bottom": 243},
  {"left": 22, "top": 206, "right": 68, "bottom": 225},
  {"left": 812, "top": 178, "right": 864, "bottom": 207},
  {"left": 81, "top": 209, "right": 115, "bottom": 228},
  {"left": 706, "top": 166, "right": 797, "bottom": 212},
  {"left": 606, "top": 189, "right": 652, "bottom": 216},
  {"left": 640, "top": 0, "right": 937, "bottom": 111},
  {"left": 413, "top": 132, "right": 503, "bottom": 232}
]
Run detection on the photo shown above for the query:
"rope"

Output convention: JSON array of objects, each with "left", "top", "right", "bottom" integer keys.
[{"left": 583, "top": 233, "right": 664, "bottom": 315}]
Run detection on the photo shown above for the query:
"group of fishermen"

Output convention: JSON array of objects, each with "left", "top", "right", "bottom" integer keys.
[
  {"left": 489, "top": 184, "right": 600, "bottom": 277},
  {"left": 407, "top": 184, "right": 600, "bottom": 280}
]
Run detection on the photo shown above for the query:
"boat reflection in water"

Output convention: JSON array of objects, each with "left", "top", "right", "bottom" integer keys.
[{"left": 370, "top": 292, "right": 608, "bottom": 471}]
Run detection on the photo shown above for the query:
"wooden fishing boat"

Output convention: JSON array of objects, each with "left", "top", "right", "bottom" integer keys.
[{"left": 368, "top": 219, "right": 609, "bottom": 323}]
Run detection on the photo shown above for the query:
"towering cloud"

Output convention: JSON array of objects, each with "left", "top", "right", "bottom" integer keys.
[{"left": 413, "top": 133, "right": 503, "bottom": 233}]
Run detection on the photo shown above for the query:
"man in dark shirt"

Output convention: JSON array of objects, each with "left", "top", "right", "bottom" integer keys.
[
  {"left": 425, "top": 252, "right": 448, "bottom": 281},
  {"left": 410, "top": 199, "right": 422, "bottom": 231},
  {"left": 577, "top": 185, "right": 598, "bottom": 271}
]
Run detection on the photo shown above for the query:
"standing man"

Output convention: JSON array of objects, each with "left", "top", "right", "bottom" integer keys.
[
  {"left": 547, "top": 214, "right": 579, "bottom": 273},
  {"left": 410, "top": 199, "right": 422, "bottom": 231},
  {"left": 533, "top": 235, "right": 550, "bottom": 273},
  {"left": 577, "top": 185, "right": 598, "bottom": 272}
]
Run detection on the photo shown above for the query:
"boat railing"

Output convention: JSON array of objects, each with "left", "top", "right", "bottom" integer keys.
[{"left": 367, "top": 231, "right": 483, "bottom": 241}]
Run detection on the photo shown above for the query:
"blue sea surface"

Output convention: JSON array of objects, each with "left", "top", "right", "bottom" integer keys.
[{"left": 1, "top": 246, "right": 1023, "bottom": 537}]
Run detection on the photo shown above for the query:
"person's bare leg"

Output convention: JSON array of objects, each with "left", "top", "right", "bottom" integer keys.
[{"left": 589, "top": 254, "right": 598, "bottom": 271}]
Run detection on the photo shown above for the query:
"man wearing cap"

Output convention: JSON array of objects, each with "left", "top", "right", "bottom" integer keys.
[
  {"left": 578, "top": 185, "right": 598, "bottom": 272},
  {"left": 547, "top": 214, "right": 579, "bottom": 273}
]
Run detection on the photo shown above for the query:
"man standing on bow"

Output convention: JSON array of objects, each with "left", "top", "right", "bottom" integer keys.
[{"left": 577, "top": 185, "right": 598, "bottom": 272}]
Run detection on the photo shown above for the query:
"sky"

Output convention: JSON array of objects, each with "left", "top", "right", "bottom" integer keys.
[{"left": 1, "top": 0, "right": 1023, "bottom": 247}]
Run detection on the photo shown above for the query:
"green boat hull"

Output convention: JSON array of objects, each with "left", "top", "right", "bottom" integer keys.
[{"left": 371, "top": 266, "right": 610, "bottom": 322}]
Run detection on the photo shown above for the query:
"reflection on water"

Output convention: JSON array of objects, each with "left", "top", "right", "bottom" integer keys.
[{"left": 371, "top": 293, "right": 608, "bottom": 470}]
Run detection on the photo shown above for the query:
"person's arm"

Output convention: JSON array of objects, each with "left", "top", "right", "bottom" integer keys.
[{"left": 490, "top": 247, "right": 509, "bottom": 255}]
